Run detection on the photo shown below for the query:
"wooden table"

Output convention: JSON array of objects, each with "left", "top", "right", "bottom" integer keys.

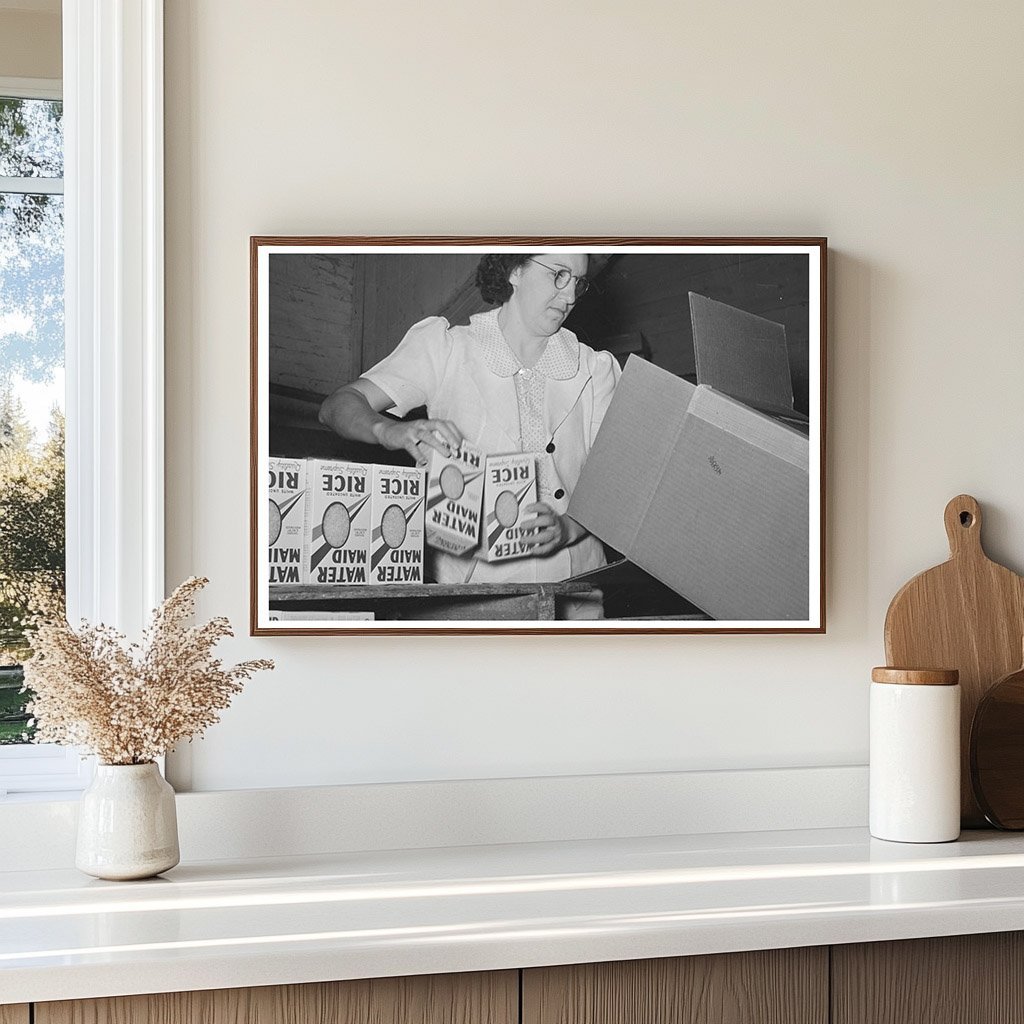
[{"left": 271, "top": 580, "right": 603, "bottom": 621}]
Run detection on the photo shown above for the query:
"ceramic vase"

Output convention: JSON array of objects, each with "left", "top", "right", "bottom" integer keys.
[{"left": 75, "top": 762, "right": 180, "bottom": 880}]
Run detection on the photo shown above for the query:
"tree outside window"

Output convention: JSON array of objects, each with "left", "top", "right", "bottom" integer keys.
[{"left": 0, "top": 94, "right": 65, "bottom": 744}]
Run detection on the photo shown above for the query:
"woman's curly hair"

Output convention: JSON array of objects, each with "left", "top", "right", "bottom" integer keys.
[{"left": 475, "top": 254, "right": 532, "bottom": 306}]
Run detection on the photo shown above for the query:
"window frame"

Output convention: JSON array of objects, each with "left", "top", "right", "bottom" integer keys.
[
  {"left": 0, "top": 0, "right": 165, "bottom": 800},
  {"left": 0, "top": 77, "right": 61, "bottom": 101},
  {"left": 0, "top": 75, "right": 64, "bottom": 193}
]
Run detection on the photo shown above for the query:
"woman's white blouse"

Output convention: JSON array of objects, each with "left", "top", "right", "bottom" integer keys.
[{"left": 362, "top": 309, "right": 621, "bottom": 585}]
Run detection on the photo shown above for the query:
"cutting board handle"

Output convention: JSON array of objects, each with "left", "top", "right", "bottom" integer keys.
[{"left": 944, "top": 494, "right": 983, "bottom": 559}]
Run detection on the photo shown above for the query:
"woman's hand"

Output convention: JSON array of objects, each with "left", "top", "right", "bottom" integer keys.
[
  {"left": 319, "top": 382, "right": 463, "bottom": 468},
  {"left": 373, "top": 418, "right": 463, "bottom": 467},
  {"left": 520, "top": 502, "right": 583, "bottom": 557}
]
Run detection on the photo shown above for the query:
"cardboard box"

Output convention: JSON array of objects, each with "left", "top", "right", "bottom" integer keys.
[
  {"left": 425, "top": 441, "right": 485, "bottom": 555},
  {"left": 369, "top": 465, "right": 426, "bottom": 584},
  {"left": 267, "top": 457, "right": 307, "bottom": 585},
  {"left": 305, "top": 460, "right": 372, "bottom": 585},
  {"left": 568, "top": 356, "right": 809, "bottom": 621},
  {"left": 483, "top": 453, "right": 538, "bottom": 562},
  {"left": 689, "top": 291, "right": 809, "bottom": 429}
]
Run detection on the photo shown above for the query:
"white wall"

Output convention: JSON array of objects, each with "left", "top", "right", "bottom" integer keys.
[
  {"left": 0, "top": 8, "right": 60, "bottom": 80},
  {"left": 163, "top": 1, "right": 1024, "bottom": 791}
]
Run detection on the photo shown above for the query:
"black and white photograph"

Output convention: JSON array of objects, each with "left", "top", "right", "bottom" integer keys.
[{"left": 251, "top": 237, "right": 825, "bottom": 634}]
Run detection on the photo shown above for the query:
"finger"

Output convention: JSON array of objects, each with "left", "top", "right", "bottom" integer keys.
[
  {"left": 427, "top": 420, "right": 463, "bottom": 451},
  {"left": 520, "top": 514, "right": 555, "bottom": 533},
  {"left": 406, "top": 439, "right": 430, "bottom": 466},
  {"left": 413, "top": 425, "right": 451, "bottom": 457},
  {"left": 420, "top": 435, "right": 451, "bottom": 457},
  {"left": 522, "top": 507, "right": 557, "bottom": 525},
  {"left": 530, "top": 513, "right": 568, "bottom": 551},
  {"left": 524, "top": 524, "right": 559, "bottom": 548},
  {"left": 526, "top": 536, "right": 557, "bottom": 556}
]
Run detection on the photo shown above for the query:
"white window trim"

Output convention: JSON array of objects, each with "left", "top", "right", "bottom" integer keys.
[
  {"left": 0, "top": 1, "right": 165, "bottom": 798},
  {"left": 0, "top": 77, "right": 63, "bottom": 194},
  {"left": 0, "top": 76, "right": 62, "bottom": 100},
  {"left": 0, "top": 176, "right": 63, "bottom": 195}
]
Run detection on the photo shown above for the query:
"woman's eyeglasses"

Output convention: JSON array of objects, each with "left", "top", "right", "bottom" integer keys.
[{"left": 528, "top": 258, "right": 590, "bottom": 298}]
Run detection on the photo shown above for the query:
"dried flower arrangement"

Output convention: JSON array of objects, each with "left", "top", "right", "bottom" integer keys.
[{"left": 22, "top": 577, "right": 273, "bottom": 765}]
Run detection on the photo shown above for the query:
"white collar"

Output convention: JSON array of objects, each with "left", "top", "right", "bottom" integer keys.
[{"left": 470, "top": 307, "right": 579, "bottom": 381}]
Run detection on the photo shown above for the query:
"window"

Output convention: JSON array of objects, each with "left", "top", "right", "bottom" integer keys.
[
  {"left": 0, "top": 79, "right": 86, "bottom": 797},
  {"left": 0, "top": 0, "right": 166, "bottom": 801},
  {"left": 0, "top": 86, "right": 65, "bottom": 733}
]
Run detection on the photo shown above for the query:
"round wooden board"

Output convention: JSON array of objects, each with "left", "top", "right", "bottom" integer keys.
[{"left": 970, "top": 661, "right": 1024, "bottom": 829}]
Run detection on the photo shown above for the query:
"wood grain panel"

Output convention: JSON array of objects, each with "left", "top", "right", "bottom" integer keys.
[
  {"left": 36, "top": 971, "right": 517, "bottom": 1024},
  {"left": 832, "top": 933, "right": 1024, "bottom": 1024},
  {"left": 523, "top": 949, "right": 827, "bottom": 1024},
  {"left": 0, "top": 1006, "right": 30, "bottom": 1024}
]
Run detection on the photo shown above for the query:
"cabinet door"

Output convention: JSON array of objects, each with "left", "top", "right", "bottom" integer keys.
[
  {"left": 0, "top": 1007, "right": 29, "bottom": 1024},
  {"left": 523, "top": 948, "right": 828, "bottom": 1024},
  {"left": 36, "top": 971, "right": 517, "bottom": 1024},
  {"left": 832, "top": 932, "right": 1024, "bottom": 1024}
]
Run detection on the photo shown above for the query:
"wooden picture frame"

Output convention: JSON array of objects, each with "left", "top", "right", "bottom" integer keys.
[{"left": 251, "top": 236, "right": 826, "bottom": 635}]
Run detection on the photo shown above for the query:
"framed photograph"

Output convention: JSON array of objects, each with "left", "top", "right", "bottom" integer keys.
[{"left": 251, "top": 236, "right": 826, "bottom": 635}]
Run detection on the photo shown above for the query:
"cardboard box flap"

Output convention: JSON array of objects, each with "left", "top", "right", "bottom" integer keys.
[
  {"left": 685, "top": 385, "right": 808, "bottom": 473},
  {"left": 689, "top": 291, "right": 795, "bottom": 412},
  {"left": 568, "top": 355, "right": 696, "bottom": 553}
]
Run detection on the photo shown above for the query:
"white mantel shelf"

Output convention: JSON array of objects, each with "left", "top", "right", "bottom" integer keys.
[{"left": 5, "top": 826, "right": 1024, "bottom": 1004}]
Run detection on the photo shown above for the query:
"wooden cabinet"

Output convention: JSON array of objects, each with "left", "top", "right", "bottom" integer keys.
[
  {"left": 522, "top": 948, "right": 827, "bottom": 1024},
  {"left": 523, "top": 935, "right": 1024, "bottom": 1024},
  {"left": 832, "top": 932, "right": 1024, "bottom": 1024},
  {"left": 18, "top": 933, "right": 1024, "bottom": 1024},
  {"left": 35, "top": 972, "right": 517, "bottom": 1024}
]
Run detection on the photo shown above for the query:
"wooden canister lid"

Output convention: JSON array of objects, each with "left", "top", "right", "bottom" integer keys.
[{"left": 871, "top": 667, "right": 959, "bottom": 686}]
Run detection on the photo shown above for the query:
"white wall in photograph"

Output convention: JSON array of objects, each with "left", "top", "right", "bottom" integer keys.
[{"left": 163, "top": 1, "right": 1024, "bottom": 790}]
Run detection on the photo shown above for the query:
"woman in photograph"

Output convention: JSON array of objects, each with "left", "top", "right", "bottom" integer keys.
[{"left": 318, "top": 253, "right": 620, "bottom": 614}]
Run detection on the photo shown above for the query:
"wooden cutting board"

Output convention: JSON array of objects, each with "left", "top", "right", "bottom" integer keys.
[
  {"left": 884, "top": 494, "right": 1024, "bottom": 827},
  {"left": 970, "top": 648, "right": 1024, "bottom": 829}
]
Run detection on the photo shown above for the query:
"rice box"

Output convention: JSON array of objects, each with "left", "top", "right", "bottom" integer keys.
[
  {"left": 306, "top": 460, "right": 372, "bottom": 585},
  {"left": 483, "top": 452, "right": 538, "bottom": 562},
  {"left": 267, "top": 457, "right": 307, "bottom": 585},
  {"left": 425, "top": 441, "right": 485, "bottom": 555},
  {"left": 370, "top": 464, "right": 426, "bottom": 584}
]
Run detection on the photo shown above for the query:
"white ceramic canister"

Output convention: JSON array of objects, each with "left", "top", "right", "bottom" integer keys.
[{"left": 870, "top": 667, "right": 961, "bottom": 843}]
